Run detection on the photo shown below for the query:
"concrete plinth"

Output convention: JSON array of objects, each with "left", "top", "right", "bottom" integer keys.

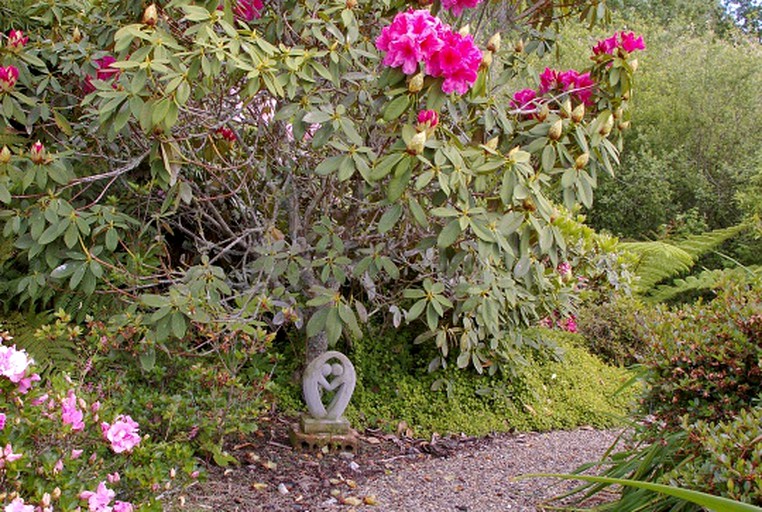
[
  {"left": 300, "top": 415, "right": 351, "bottom": 435},
  {"left": 289, "top": 423, "right": 359, "bottom": 452}
]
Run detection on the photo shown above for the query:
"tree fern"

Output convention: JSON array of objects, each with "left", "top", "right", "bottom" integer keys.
[
  {"left": 1, "top": 310, "right": 80, "bottom": 374},
  {"left": 621, "top": 223, "right": 750, "bottom": 296},
  {"left": 649, "top": 265, "right": 762, "bottom": 303}
]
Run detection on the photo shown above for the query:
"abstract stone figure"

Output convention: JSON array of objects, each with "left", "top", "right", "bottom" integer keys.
[
  {"left": 302, "top": 351, "right": 356, "bottom": 420},
  {"left": 291, "top": 350, "right": 359, "bottom": 451}
]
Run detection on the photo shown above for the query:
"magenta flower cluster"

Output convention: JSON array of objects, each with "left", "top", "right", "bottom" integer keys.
[
  {"left": 441, "top": 0, "right": 483, "bottom": 16},
  {"left": 218, "top": 0, "right": 263, "bottom": 21},
  {"left": 593, "top": 31, "right": 645, "bottom": 57},
  {"left": 7, "top": 30, "right": 28, "bottom": 51},
  {"left": 511, "top": 67, "right": 595, "bottom": 111},
  {"left": 375, "top": 9, "right": 482, "bottom": 95},
  {"left": 83, "top": 55, "right": 120, "bottom": 94},
  {"left": 80, "top": 481, "right": 134, "bottom": 512}
]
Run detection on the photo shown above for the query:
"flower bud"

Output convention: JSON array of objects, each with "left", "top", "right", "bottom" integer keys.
[
  {"left": 0, "top": 65, "right": 19, "bottom": 93},
  {"left": 29, "top": 141, "right": 46, "bottom": 164},
  {"left": 52, "top": 488, "right": 61, "bottom": 500},
  {"left": 407, "top": 131, "right": 427, "bottom": 155},
  {"left": 0, "top": 146, "right": 11, "bottom": 164},
  {"left": 7, "top": 30, "right": 29, "bottom": 51},
  {"left": 480, "top": 50, "right": 493, "bottom": 70},
  {"left": 42, "top": 493, "right": 51, "bottom": 507},
  {"left": 416, "top": 109, "right": 439, "bottom": 132},
  {"left": 143, "top": 3, "right": 159, "bottom": 26},
  {"left": 408, "top": 72, "right": 424, "bottom": 93},
  {"left": 485, "top": 136, "right": 499, "bottom": 151},
  {"left": 574, "top": 152, "right": 589, "bottom": 169},
  {"left": 571, "top": 103, "right": 585, "bottom": 123},
  {"left": 614, "top": 108, "right": 623, "bottom": 119},
  {"left": 630, "top": 58, "right": 639, "bottom": 72},
  {"left": 458, "top": 24, "right": 470, "bottom": 36},
  {"left": 72, "top": 27, "right": 82, "bottom": 43},
  {"left": 559, "top": 98, "right": 572, "bottom": 119},
  {"left": 346, "top": 0, "right": 357, "bottom": 8},
  {"left": 548, "top": 119, "right": 563, "bottom": 141},
  {"left": 618, "top": 120, "right": 631, "bottom": 130},
  {"left": 487, "top": 33, "right": 501, "bottom": 53},
  {"left": 514, "top": 39, "right": 524, "bottom": 53},
  {"left": 507, "top": 146, "right": 519, "bottom": 159},
  {"left": 536, "top": 103, "right": 549, "bottom": 122},
  {"left": 599, "top": 115, "right": 614, "bottom": 136}
]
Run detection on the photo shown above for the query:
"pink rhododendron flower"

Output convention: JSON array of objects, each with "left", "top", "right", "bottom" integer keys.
[
  {"left": 376, "top": 9, "right": 447, "bottom": 75},
  {"left": 556, "top": 261, "right": 572, "bottom": 276},
  {"left": 592, "top": 34, "right": 618, "bottom": 56},
  {"left": 0, "top": 412, "right": 5, "bottom": 430},
  {"left": 511, "top": 88, "right": 537, "bottom": 109},
  {"left": 0, "top": 344, "right": 33, "bottom": 383},
  {"left": 62, "top": 389, "right": 85, "bottom": 431},
  {"left": 113, "top": 502, "right": 134, "bottom": 512},
  {"left": 539, "top": 316, "right": 554, "bottom": 329},
  {"left": 29, "top": 140, "right": 46, "bottom": 165},
  {"left": 231, "top": 0, "right": 263, "bottom": 21},
  {"left": 80, "top": 481, "right": 115, "bottom": 512},
  {"left": 7, "top": 30, "right": 28, "bottom": 51},
  {"left": 101, "top": 415, "right": 141, "bottom": 453},
  {"left": 425, "top": 30, "right": 482, "bottom": 94},
  {"left": 216, "top": 126, "right": 236, "bottom": 142},
  {"left": 83, "top": 55, "right": 120, "bottom": 94},
  {"left": 417, "top": 109, "right": 439, "bottom": 128},
  {"left": 441, "top": 0, "right": 483, "bottom": 16},
  {"left": 538, "top": 67, "right": 559, "bottom": 94},
  {"left": 619, "top": 31, "right": 645, "bottom": 53},
  {"left": 538, "top": 68, "right": 596, "bottom": 105},
  {"left": 0, "top": 66, "right": 18, "bottom": 92},
  {"left": 559, "top": 316, "right": 578, "bottom": 333},
  {"left": 4, "top": 498, "right": 34, "bottom": 512}
]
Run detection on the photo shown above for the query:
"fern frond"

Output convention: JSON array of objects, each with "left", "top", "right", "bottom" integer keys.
[
  {"left": 648, "top": 266, "right": 762, "bottom": 303},
  {"left": 620, "top": 241, "right": 694, "bottom": 293},
  {"left": 1, "top": 310, "right": 79, "bottom": 374},
  {"left": 674, "top": 224, "right": 748, "bottom": 260}
]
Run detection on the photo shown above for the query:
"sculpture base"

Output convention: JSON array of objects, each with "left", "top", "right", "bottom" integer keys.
[
  {"left": 290, "top": 420, "right": 359, "bottom": 453},
  {"left": 300, "top": 415, "right": 351, "bottom": 435}
]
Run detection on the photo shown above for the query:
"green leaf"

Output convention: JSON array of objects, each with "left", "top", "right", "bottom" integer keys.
[
  {"left": 387, "top": 165, "right": 411, "bottom": 202},
  {"left": 306, "top": 307, "right": 329, "bottom": 338},
  {"left": 383, "top": 95, "right": 410, "bottom": 122},
  {"left": 139, "top": 346, "right": 156, "bottom": 371},
  {"left": 378, "top": 204, "right": 403, "bottom": 234},
  {"left": 437, "top": 219, "right": 461, "bottom": 248},
  {"left": 408, "top": 196, "right": 429, "bottom": 228},
  {"left": 315, "top": 155, "right": 345, "bottom": 176},
  {"left": 523, "top": 474, "right": 762, "bottom": 512},
  {"left": 541, "top": 145, "right": 556, "bottom": 172},
  {"left": 141, "top": 294, "right": 170, "bottom": 308},
  {"left": 406, "top": 299, "right": 427, "bottom": 322},
  {"left": 325, "top": 307, "right": 342, "bottom": 345}
]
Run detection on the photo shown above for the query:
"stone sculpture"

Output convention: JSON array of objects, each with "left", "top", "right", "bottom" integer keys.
[{"left": 290, "top": 350, "right": 359, "bottom": 451}]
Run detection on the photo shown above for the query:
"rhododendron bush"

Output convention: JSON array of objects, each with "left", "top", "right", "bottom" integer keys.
[{"left": 0, "top": 0, "right": 638, "bottom": 375}]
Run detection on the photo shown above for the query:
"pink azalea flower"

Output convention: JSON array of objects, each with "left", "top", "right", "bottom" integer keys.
[
  {"left": 101, "top": 414, "right": 141, "bottom": 453},
  {"left": 71, "top": 448, "right": 84, "bottom": 459},
  {"left": 569, "top": 71, "right": 595, "bottom": 105},
  {"left": 80, "top": 481, "right": 115, "bottom": 512},
  {"left": 417, "top": 109, "right": 439, "bottom": 128},
  {"left": 16, "top": 373, "right": 40, "bottom": 394},
  {"left": 4, "top": 497, "right": 35, "bottom": 512},
  {"left": 7, "top": 30, "right": 29, "bottom": 51},
  {"left": 0, "top": 412, "right": 5, "bottom": 430},
  {"left": 113, "top": 502, "right": 134, "bottom": 512},
  {"left": 425, "top": 30, "right": 482, "bottom": 95},
  {"left": 441, "top": 0, "right": 483, "bottom": 16},
  {"left": 53, "top": 458, "right": 64, "bottom": 474},
  {"left": 0, "top": 344, "right": 33, "bottom": 383},
  {"left": 0, "top": 443, "right": 23, "bottom": 469},
  {"left": 107, "top": 472, "right": 121, "bottom": 483},
  {"left": 619, "top": 31, "right": 645, "bottom": 52},
  {"left": 376, "top": 9, "right": 447, "bottom": 75},
  {"left": 511, "top": 88, "right": 537, "bottom": 109},
  {"left": 62, "top": 389, "right": 85, "bottom": 431},
  {"left": 0, "top": 65, "right": 18, "bottom": 92}
]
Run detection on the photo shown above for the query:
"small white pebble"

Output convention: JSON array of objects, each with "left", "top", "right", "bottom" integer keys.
[{"left": 277, "top": 483, "right": 289, "bottom": 495}]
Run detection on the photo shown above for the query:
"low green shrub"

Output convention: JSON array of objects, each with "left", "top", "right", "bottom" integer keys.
[
  {"left": 275, "top": 326, "right": 637, "bottom": 436},
  {"left": 577, "top": 294, "right": 650, "bottom": 366}
]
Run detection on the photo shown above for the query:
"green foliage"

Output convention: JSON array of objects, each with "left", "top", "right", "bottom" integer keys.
[
  {"left": 0, "top": 309, "right": 79, "bottom": 373},
  {"left": 276, "top": 326, "right": 636, "bottom": 437},
  {"left": 576, "top": 294, "right": 650, "bottom": 366},
  {"left": 649, "top": 264, "right": 762, "bottom": 303},
  {"left": 0, "top": 0, "right": 638, "bottom": 373},
  {"left": 640, "top": 285, "right": 762, "bottom": 427}
]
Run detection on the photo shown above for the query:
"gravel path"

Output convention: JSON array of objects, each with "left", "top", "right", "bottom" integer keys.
[
  {"left": 361, "top": 428, "right": 622, "bottom": 512},
  {"left": 183, "top": 426, "right": 624, "bottom": 512}
]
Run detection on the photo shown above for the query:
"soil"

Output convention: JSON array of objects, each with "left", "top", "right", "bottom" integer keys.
[{"left": 174, "top": 415, "right": 623, "bottom": 512}]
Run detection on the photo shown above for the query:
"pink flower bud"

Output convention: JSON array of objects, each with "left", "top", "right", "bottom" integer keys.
[
  {"left": 0, "top": 65, "right": 19, "bottom": 92},
  {"left": 7, "top": 30, "right": 29, "bottom": 51},
  {"left": 29, "top": 141, "right": 46, "bottom": 164},
  {"left": 107, "top": 472, "right": 120, "bottom": 483},
  {"left": 71, "top": 449, "right": 83, "bottom": 459},
  {"left": 417, "top": 109, "right": 439, "bottom": 129},
  {"left": 53, "top": 458, "right": 64, "bottom": 474}
]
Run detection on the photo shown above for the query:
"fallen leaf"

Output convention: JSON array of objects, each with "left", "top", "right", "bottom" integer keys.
[
  {"left": 342, "top": 496, "right": 363, "bottom": 506},
  {"left": 263, "top": 460, "right": 277, "bottom": 470},
  {"left": 364, "top": 495, "right": 379, "bottom": 506},
  {"left": 251, "top": 482, "right": 268, "bottom": 491},
  {"left": 365, "top": 437, "right": 381, "bottom": 445},
  {"left": 346, "top": 479, "right": 357, "bottom": 489}
]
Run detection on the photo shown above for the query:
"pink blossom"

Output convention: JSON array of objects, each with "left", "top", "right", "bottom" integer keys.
[
  {"left": 7, "top": 30, "right": 28, "bottom": 51},
  {"left": 559, "top": 316, "right": 577, "bottom": 333},
  {"left": 0, "top": 443, "right": 22, "bottom": 469},
  {"left": 511, "top": 88, "right": 537, "bottom": 109},
  {"left": 83, "top": 56, "right": 120, "bottom": 94},
  {"left": 53, "top": 458, "right": 64, "bottom": 474},
  {"left": 80, "top": 481, "right": 115, "bottom": 512},
  {"left": 101, "top": 414, "right": 141, "bottom": 453},
  {"left": 556, "top": 261, "right": 572, "bottom": 276},
  {"left": 0, "top": 344, "right": 33, "bottom": 383},
  {"left": 0, "top": 412, "right": 5, "bottom": 430},
  {"left": 29, "top": 141, "right": 46, "bottom": 165},
  {"left": 71, "top": 448, "right": 84, "bottom": 459},
  {"left": 538, "top": 68, "right": 596, "bottom": 105},
  {"left": 233, "top": 0, "right": 263, "bottom": 21},
  {"left": 62, "top": 389, "right": 85, "bottom": 431},
  {"left": 417, "top": 109, "right": 439, "bottom": 128},
  {"left": 32, "top": 393, "right": 49, "bottom": 406},
  {"left": 4, "top": 498, "right": 35, "bottom": 512},
  {"left": 441, "top": 0, "right": 483, "bottom": 16},
  {"left": 0, "top": 66, "right": 16, "bottom": 92},
  {"left": 216, "top": 126, "right": 236, "bottom": 142},
  {"left": 107, "top": 472, "right": 121, "bottom": 483},
  {"left": 592, "top": 34, "right": 618, "bottom": 56},
  {"left": 538, "top": 67, "right": 559, "bottom": 94},
  {"left": 113, "top": 502, "right": 134, "bottom": 512},
  {"left": 620, "top": 31, "right": 645, "bottom": 53},
  {"left": 425, "top": 30, "right": 482, "bottom": 95},
  {"left": 376, "top": 9, "right": 447, "bottom": 75},
  {"left": 16, "top": 373, "right": 40, "bottom": 394}
]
